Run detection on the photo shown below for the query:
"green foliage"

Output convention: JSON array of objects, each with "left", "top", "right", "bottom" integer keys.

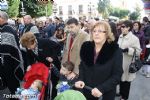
[
  {"left": 47, "top": 2, "right": 52, "bottom": 16},
  {"left": 129, "top": 4, "right": 141, "bottom": 21},
  {"left": 37, "top": 2, "right": 52, "bottom": 17},
  {"left": 109, "top": 7, "right": 130, "bottom": 19},
  {"left": 98, "top": 0, "right": 111, "bottom": 18},
  {"left": 18, "top": 0, "right": 52, "bottom": 17},
  {"left": 7, "top": 0, "right": 20, "bottom": 18},
  {"left": 129, "top": 12, "right": 140, "bottom": 20},
  {"left": 19, "top": 0, "right": 39, "bottom": 17}
]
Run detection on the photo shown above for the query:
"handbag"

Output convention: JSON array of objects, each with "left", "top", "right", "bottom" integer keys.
[{"left": 129, "top": 49, "right": 143, "bottom": 73}]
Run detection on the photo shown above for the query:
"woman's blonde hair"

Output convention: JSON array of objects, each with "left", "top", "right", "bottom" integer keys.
[
  {"left": 91, "top": 21, "right": 115, "bottom": 43},
  {"left": 20, "top": 32, "right": 36, "bottom": 48}
]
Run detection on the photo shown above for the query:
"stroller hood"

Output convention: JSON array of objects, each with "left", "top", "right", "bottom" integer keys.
[
  {"left": 23, "top": 62, "right": 49, "bottom": 89},
  {"left": 54, "top": 90, "right": 86, "bottom": 100}
]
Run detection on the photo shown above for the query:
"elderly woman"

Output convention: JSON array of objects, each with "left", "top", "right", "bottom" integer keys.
[
  {"left": 75, "top": 21, "right": 123, "bottom": 100},
  {"left": 20, "top": 32, "right": 61, "bottom": 99},
  {"left": 20, "top": 32, "right": 61, "bottom": 68},
  {"left": 118, "top": 20, "right": 141, "bottom": 100}
]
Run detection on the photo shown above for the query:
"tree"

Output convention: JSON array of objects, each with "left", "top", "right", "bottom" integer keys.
[
  {"left": 109, "top": 7, "right": 130, "bottom": 19},
  {"left": 119, "top": 9, "right": 130, "bottom": 19},
  {"left": 98, "top": 0, "right": 111, "bottom": 18},
  {"left": 36, "top": 2, "right": 52, "bottom": 17},
  {"left": 129, "top": 12, "right": 140, "bottom": 21},
  {"left": 19, "top": 0, "right": 52, "bottom": 17},
  {"left": 46, "top": 2, "right": 53, "bottom": 16},
  {"left": 19, "top": 0, "right": 39, "bottom": 17},
  {"left": 129, "top": 4, "right": 141, "bottom": 21},
  {"left": 7, "top": 0, "right": 20, "bottom": 18},
  {"left": 1, "top": 0, "right": 52, "bottom": 18}
]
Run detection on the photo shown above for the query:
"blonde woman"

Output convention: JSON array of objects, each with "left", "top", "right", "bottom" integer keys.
[{"left": 75, "top": 21, "right": 123, "bottom": 100}]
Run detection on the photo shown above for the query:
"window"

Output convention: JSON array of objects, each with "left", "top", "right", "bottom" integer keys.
[
  {"left": 68, "top": 5, "right": 72, "bottom": 15},
  {"left": 59, "top": 6, "right": 63, "bottom": 15},
  {"left": 79, "top": 5, "right": 83, "bottom": 14}
]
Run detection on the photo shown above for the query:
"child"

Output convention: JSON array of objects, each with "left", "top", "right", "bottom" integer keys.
[
  {"left": 21, "top": 79, "right": 43, "bottom": 100},
  {"left": 52, "top": 61, "right": 78, "bottom": 94},
  {"left": 59, "top": 61, "right": 78, "bottom": 82},
  {"left": 52, "top": 61, "right": 78, "bottom": 83}
]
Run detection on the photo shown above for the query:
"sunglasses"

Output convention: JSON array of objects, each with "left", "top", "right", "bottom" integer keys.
[{"left": 121, "top": 25, "right": 126, "bottom": 28}]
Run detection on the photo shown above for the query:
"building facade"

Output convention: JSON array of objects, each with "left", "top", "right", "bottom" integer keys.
[{"left": 52, "top": 0, "right": 99, "bottom": 20}]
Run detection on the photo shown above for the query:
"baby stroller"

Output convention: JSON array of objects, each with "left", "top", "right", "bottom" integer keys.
[{"left": 21, "top": 62, "right": 52, "bottom": 100}]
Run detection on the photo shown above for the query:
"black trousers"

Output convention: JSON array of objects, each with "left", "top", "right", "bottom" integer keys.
[
  {"left": 0, "top": 58, "right": 24, "bottom": 94},
  {"left": 120, "top": 81, "right": 131, "bottom": 99}
]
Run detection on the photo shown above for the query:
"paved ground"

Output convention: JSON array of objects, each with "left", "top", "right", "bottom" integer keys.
[
  {"left": 114, "top": 69, "right": 150, "bottom": 100},
  {"left": 0, "top": 69, "right": 150, "bottom": 100},
  {"left": 128, "top": 70, "right": 150, "bottom": 100}
]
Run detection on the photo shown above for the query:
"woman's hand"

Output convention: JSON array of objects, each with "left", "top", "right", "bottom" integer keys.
[
  {"left": 46, "top": 57, "right": 53, "bottom": 62},
  {"left": 75, "top": 81, "right": 85, "bottom": 89},
  {"left": 91, "top": 88, "right": 102, "bottom": 98}
]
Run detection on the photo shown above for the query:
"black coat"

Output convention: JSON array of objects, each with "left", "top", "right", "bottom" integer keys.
[
  {"left": 0, "top": 23, "right": 24, "bottom": 93},
  {"left": 143, "top": 24, "right": 150, "bottom": 40},
  {"left": 79, "top": 41, "right": 123, "bottom": 100},
  {"left": 23, "top": 38, "right": 61, "bottom": 69}
]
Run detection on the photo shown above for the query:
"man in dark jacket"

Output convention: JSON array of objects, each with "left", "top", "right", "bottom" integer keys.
[
  {"left": 20, "top": 15, "right": 40, "bottom": 37},
  {"left": 44, "top": 18, "right": 56, "bottom": 38},
  {"left": 143, "top": 17, "right": 150, "bottom": 44},
  {"left": 0, "top": 11, "right": 24, "bottom": 96}
]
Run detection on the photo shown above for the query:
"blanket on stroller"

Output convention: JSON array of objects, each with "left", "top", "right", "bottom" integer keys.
[{"left": 54, "top": 90, "right": 86, "bottom": 100}]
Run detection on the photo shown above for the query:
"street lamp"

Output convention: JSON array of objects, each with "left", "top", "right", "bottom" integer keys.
[
  {"left": 53, "top": 3, "right": 57, "bottom": 16},
  {"left": 20, "top": 1, "right": 26, "bottom": 16},
  {"left": 88, "top": 2, "right": 92, "bottom": 19}
]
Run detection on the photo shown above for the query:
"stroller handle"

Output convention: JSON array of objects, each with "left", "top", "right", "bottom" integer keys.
[
  {"left": 83, "top": 85, "right": 102, "bottom": 100},
  {"left": 71, "top": 84, "right": 102, "bottom": 99},
  {"left": 71, "top": 84, "right": 93, "bottom": 90},
  {"left": 83, "top": 85, "right": 92, "bottom": 90}
]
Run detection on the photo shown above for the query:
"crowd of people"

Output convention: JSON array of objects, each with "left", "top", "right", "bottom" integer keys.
[{"left": 1, "top": 10, "right": 150, "bottom": 100}]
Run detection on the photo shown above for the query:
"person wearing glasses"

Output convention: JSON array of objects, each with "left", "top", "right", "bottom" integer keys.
[
  {"left": 75, "top": 21, "right": 123, "bottom": 100},
  {"left": 118, "top": 20, "right": 141, "bottom": 100}
]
